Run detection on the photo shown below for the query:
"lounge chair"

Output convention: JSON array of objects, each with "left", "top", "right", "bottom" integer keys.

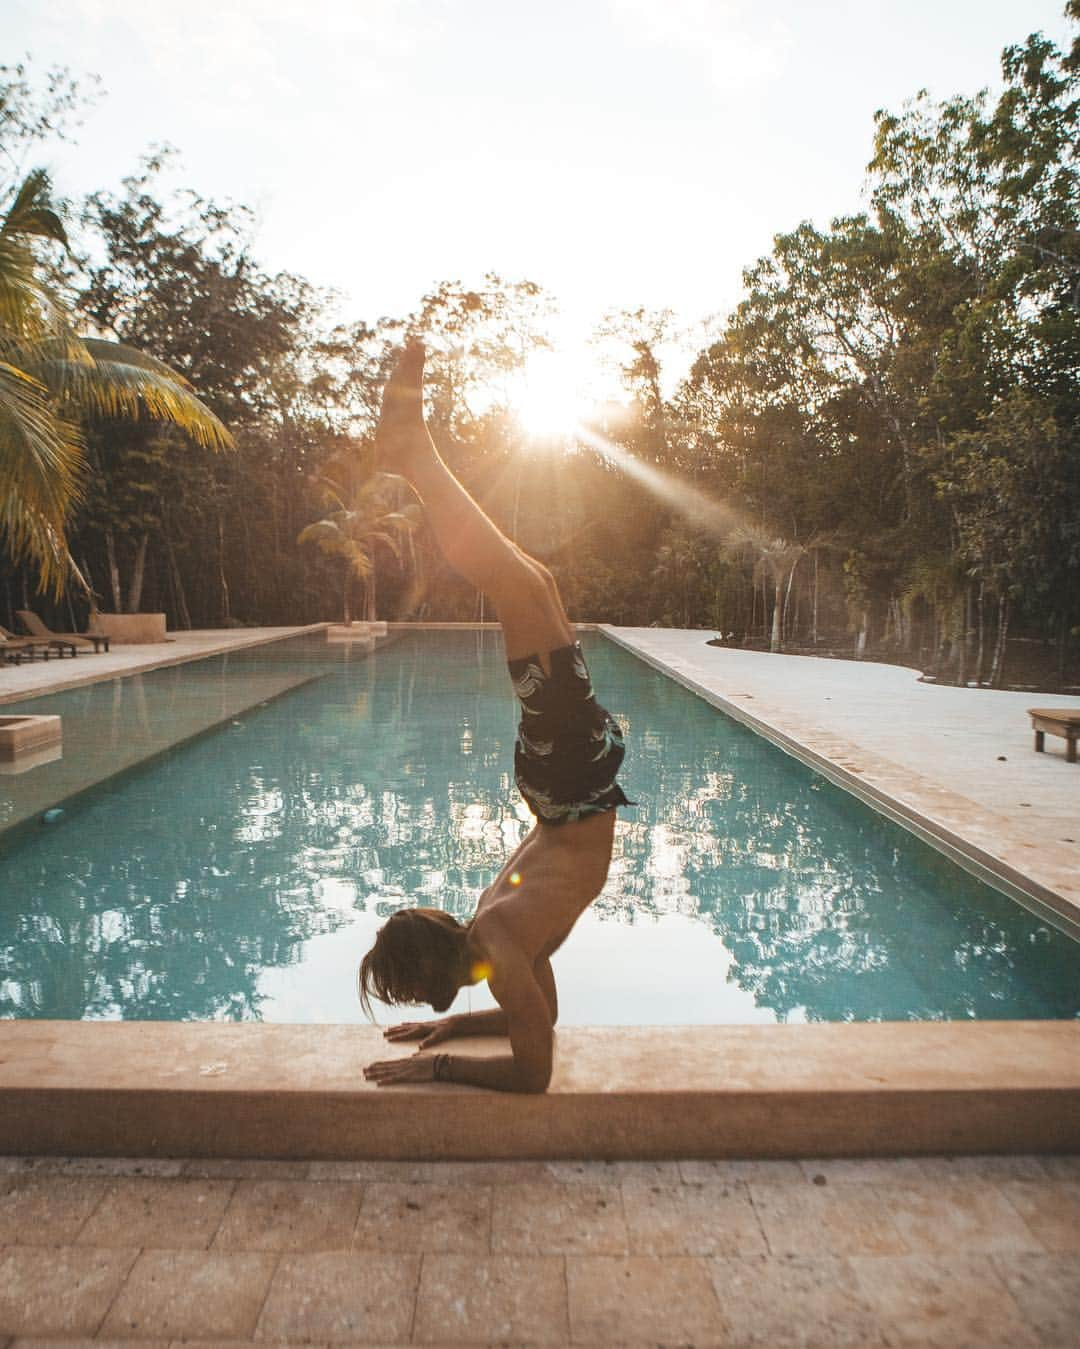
[
  {"left": 0, "top": 630, "right": 55, "bottom": 663},
  {"left": 1, "top": 622, "right": 77, "bottom": 660},
  {"left": 16, "top": 610, "right": 110, "bottom": 653}
]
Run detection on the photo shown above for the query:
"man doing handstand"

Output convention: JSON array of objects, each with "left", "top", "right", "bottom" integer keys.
[{"left": 360, "top": 340, "right": 631, "bottom": 1093}]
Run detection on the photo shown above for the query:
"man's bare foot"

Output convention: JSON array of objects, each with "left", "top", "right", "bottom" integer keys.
[{"left": 375, "top": 338, "right": 430, "bottom": 476}]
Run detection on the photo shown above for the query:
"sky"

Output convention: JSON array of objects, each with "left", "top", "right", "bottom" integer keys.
[{"left": 6, "top": 0, "right": 1075, "bottom": 386}]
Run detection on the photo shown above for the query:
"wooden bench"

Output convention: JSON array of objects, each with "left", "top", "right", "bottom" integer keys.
[{"left": 1028, "top": 708, "right": 1080, "bottom": 763}]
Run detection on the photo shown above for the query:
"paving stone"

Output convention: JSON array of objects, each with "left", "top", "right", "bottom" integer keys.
[
  {"left": 307, "top": 1158, "right": 549, "bottom": 1184},
  {"left": 170, "top": 1342, "right": 328, "bottom": 1349},
  {"left": 567, "top": 1254, "right": 725, "bottom": 1343},
  {"left": 183, "top": 1158, "right": 311, "bottom": 1180},
  {"left": 545, "top": 1159, "right": 682, "bottom": 1185},
  {"left": 798, "top": 1158, "right": 928, "bottom": 1186},
  {"left": 623, "top": 1180, "right": 767, "bottom": 1256},
  {"left": 414, "top": 1253, "right": 567, "bottom": 1343},
  {"left": 992, "top": 1251, "right": 1080, "bottom": 1345},
  {"left": 57, "top": 1157, "right": 186, "bottom": 1178},
  {"left": 709, "top": 1253, "right": 888, "bottom": 1346},
  {"left": 0, "top": 1175, "right": 106, "bottom": 1245},
  {"left": 0, "top": 1157, "right": 71, "bottom": 1176},
  {"left": 11, "top": 1340, "right": 166, "bottom": 1349},
  {"left": 353, "top": 1181, "right": 491, "bottom": 1253},
  {"left": 850, "top": 1252, "right": 1039, "bottom": 1347},
  {"left": 880, "top": 1181, "right": 1046, "bottom": 1254},
  {"left": 77, "top": 1177, "right": 234, "bottom": 1249},
  {"left": 101, "top": 1249, "right": 277, "bottom": 1340},
  {"left": 214, "top": 1179, "right": 363, "bottom": 1252},
  {"left": 491, "top": 1182, "right": 627, "bottom": 1255},
  {"left": 999, "top": 1180, "right": 1080, "bottom": 1253},
  {"left": 915, "top": 1154, "right": 1051, "bottom": 1182},
  {"left": 0, "top": 1244, "right": 138, "bottom": 1337},
  {"left": 680, "top": 1158, "right": 804, "bottom": 1184},
  {"left": 750, "top": 1181, "right": 907, "bottom": 1256},
  {"left": 1039, "top": 1155, "right": 1080, "bottom": 1181},
  {"left": 255, "top": 1251, "right": 418, "bottom": 1342}
]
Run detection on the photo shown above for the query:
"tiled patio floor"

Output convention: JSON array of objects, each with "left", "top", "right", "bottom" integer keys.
[{"left": 1, "top": 1153, "right": 1077, "bottom": 1346}]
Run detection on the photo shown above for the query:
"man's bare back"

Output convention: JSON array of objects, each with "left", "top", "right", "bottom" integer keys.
[{"left": 359, "top": 341, "right": 630, "bottom": 1093}]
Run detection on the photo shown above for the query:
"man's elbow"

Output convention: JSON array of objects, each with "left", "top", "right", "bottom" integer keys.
[{"left": 517, "top": 1063, "right": 552, "bottom": 1094}]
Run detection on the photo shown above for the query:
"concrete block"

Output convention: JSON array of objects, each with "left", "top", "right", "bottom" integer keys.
[{"left": 0, "top": 714, "right": 61, "bottom": 761}]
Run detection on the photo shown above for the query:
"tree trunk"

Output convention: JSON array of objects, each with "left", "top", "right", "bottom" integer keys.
[
  {"left": 783, "top": 561, "right": 799, "bottom": 644},
  {"left": 855, "top": 609, "right": 869, "bottom": 658},
  {"left": 217, "top": 514, "right": 231, "bottom": 624},
  {"left": 105, "top": 529, "right": 122, "bottom": 612},
  {"left": 342, "top": 567, "right": 352, "bottom": 625},
  {"left": 770, "top": 579, "right": 783, "bottom": 653},
  {"left": 126, "top": 532, "right": 149, "bottom": 613},
  {"left": 1057, "top": 607, "right": 1068, "bottom": 683},
  {"left": 366, "top": 572, "right": 376, "bottom": 623},
  {"left": 989, "top": 593, "right": 1010, "bottom": 689},
  {"left": 974, "top": 581, "right": 986, "bottom": 685},
  {"left": 812, "top": 551, "right": 819, "bottom": 645},
  {"left": 161, "top": 524, "right": 191, "bottom": 629}
]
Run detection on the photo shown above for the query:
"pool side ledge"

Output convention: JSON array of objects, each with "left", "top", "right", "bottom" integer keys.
[{"left": 1, "top": 1021, "right": 1077, "bottom": 1160}]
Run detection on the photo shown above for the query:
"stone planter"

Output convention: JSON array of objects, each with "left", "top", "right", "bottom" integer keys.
[
  {"left": 90, "top": 612, "right": 169, "bottom": 644},
  {"left": 0, "top": 715, "right": 62, "bottom": 773},
  {"left": 326, "top": 621, "right": 386, "bottom": 643}
]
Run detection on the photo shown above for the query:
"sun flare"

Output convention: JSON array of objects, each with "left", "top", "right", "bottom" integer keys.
[{"left": 509, "top": 350, "right": 587, "bottom": 441}]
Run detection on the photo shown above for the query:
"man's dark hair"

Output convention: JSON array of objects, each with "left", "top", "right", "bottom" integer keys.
[{"left": 358, "top": 907, "right": 466, "bottom": 1018}]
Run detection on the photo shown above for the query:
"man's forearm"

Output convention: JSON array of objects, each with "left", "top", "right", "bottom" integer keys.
[
  {"left": 448, "top": 1008, "right": 509, "bottom": 1037},
  {"left": 436, "top": 1053, "right": 549, "bottom": 1094}
]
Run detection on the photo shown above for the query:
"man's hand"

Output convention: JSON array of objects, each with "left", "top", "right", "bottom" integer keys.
[
  {"left": 382, "top": 1017, "right": 457, "bottom": 1049},
  {"left": 363, "top": 1053, "right": 439, "bottom": 1087}
]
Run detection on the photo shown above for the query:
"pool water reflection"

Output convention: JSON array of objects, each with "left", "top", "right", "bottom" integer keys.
[{"left": 0, "top": 630, "right": 1077, "bottom": 1023}]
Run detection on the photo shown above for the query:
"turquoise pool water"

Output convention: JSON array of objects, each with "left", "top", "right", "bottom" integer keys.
[{"left": 0, "top": 630, "right": 1077, "bottom": 1024}]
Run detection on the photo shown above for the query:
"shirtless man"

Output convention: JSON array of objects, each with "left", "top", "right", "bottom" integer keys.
[{"left": 360, "top": 339, "right": 631, "bottom": 1093}]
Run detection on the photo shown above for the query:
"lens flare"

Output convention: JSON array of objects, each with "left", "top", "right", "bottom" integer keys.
[{"left": 509, "top": 350, "right": 585, "bottom": 440}]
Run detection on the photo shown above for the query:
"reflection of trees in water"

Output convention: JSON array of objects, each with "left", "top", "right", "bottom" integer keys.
[{"left": 1, "top": 631, "right": 1077, "bottom": 1022}]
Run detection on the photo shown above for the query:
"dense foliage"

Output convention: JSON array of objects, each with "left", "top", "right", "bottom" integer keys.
[{"left": 1, "top": 10, "right": 1077, "bottom": 687}]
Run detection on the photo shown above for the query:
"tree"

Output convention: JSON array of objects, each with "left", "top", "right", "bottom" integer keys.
[
  {"left": 0, "top": 168, "right": 231, "bottom": 595},
  {"left": 298, "top": 451, "right": 420, "bottom": 623}
]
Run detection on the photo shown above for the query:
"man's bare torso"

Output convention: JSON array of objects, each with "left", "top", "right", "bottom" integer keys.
[{"left": 470, "top": 810, "right": 616, "bottom": 964}]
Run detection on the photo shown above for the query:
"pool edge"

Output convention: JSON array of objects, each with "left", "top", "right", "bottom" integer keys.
[{"left": 1, "top": 1022, "right": 1077, "bottom": 1159}]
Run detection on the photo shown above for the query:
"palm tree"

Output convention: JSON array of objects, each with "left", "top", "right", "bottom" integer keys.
[
  {"left": 298, "top": 452, "right": 420, "bottom": 623},
  {"left": 0, "top": 169, "right": 232, "bottom": 595}
]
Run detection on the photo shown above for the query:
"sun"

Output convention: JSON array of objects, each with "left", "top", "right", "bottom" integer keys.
[{"left": 509, "top": 349, "right": 587, "bottom": 441}]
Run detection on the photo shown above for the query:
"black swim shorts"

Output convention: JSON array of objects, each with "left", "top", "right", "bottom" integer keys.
[{"left": 508, "top": 642, "right": 632, "bottom": 825}]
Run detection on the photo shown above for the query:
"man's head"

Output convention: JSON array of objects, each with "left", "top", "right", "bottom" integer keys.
[{"left": 358, "top": 907, "right": 468, "bottom": 1017}]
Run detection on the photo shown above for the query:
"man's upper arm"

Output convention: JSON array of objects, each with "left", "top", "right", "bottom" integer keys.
[
  {"left": 533, "top": 955, "right": 558, "bottom": 1026},
  {"left": 488, "top": 952, "right": 554, "bottom": 1094}
]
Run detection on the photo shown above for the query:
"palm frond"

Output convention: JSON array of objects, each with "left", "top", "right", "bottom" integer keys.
[
  {"left": 40, "top": 348, "right": 233, "bottom": 450},
  {"left": 0, "top": 170, "right": 68, "bottom": 247},
  {"left": 0, "top": 361, "right": 85, "bottom": 594}
]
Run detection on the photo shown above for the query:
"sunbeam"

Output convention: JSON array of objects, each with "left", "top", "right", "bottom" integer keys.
[{"left": 576, "top": 425, "right": 763, "bottom": 550}]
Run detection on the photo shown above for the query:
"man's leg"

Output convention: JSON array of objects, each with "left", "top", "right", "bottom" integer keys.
[{"left": 377, "top": 340, "right": 573, "bottom": 663}]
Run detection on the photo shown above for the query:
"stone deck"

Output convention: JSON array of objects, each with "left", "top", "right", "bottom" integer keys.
[{"left": 0, "top": 1152, "right": 1077, "bottom": 1345}]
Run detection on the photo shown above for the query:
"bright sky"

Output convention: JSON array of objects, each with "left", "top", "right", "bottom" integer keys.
[{"left": 8, "top": 0, "right": 1074, "bottom": 385}]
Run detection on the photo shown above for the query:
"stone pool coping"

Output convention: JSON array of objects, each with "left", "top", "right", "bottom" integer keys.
[
  {"left": 1, "top": 621, "right": 1078, "bottom": 1161},
  {"left": 2, "top": 1022, "right": 1078, "bottom": 1159}
]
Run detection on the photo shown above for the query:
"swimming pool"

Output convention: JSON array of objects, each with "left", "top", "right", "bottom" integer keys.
[{"left": 1, "top": 630, "right": 1077, "bottom": 1023}]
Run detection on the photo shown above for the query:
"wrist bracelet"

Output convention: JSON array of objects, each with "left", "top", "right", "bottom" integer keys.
[{"left": 433, "top": 1053, "right": 451, "bottom": 1082}]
